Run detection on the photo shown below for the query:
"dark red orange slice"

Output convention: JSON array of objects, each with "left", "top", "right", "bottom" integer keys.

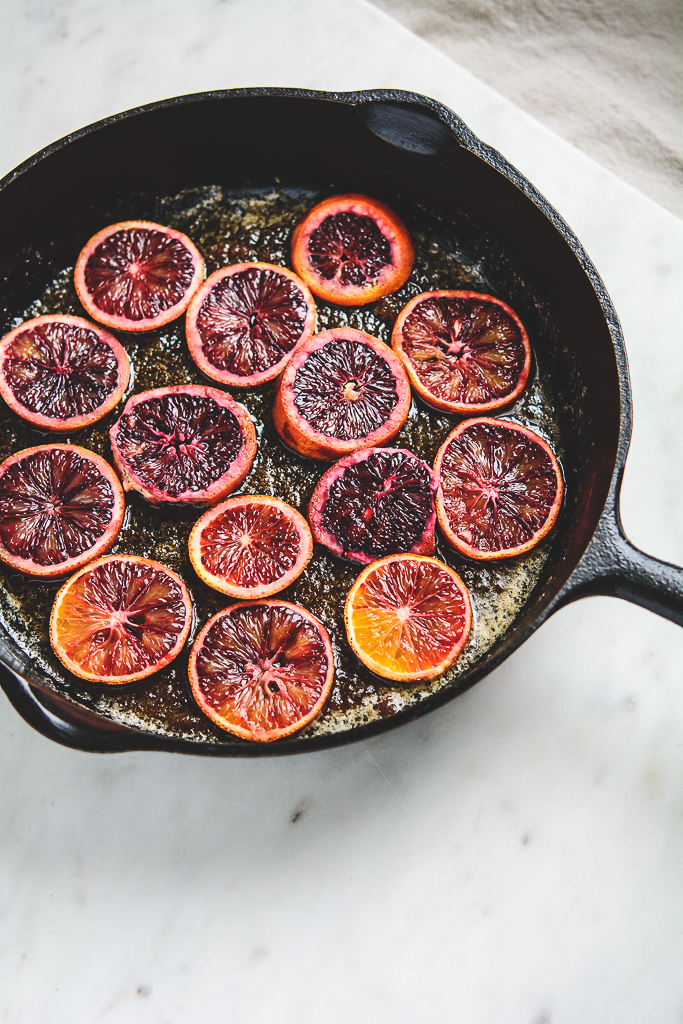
[
  {"left": 273, "top": 328, "right": 411, "bottom": 460},
  {"left": 308, "top": 447, "right": 437, "bottom": 564},
  {"left": 392, "top": 291, "right": 532, "bottom": 415},
  {"left": 0, "top": 444, "right": 124, "bottom": 578},
  {"left": 189, "top": 600, "right": 334, "bottom": 742},
  {"left": 434, "top": 417, "right": 564, "bottom": 559},
  {"left": 109, "top": 385, "right": 256, "bottom": 506},
  {"left": 0, "top": 315, "right": 130, "bottom": 432},
  {"left": 74, "top": 221, "right": 204, "bottom": 332},
  {"left": 185, "top": 263, "right": 316, "bottom": 386},
  {"left": 50, "top": 555, "right": 192, "bottom": 683},
  {"left": 292, "top": 194, "right": 414, "bottom": 305}
]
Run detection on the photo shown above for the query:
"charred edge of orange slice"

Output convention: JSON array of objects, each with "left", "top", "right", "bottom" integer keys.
[
  {"left": 184, "top": 262, "right": 317, "bottom": 387},
  {"left": 49, "top": 555, "right": 193, "bottom": 684},
  {"left": 188, "top": 495, "right": 313, "bottom": 598},
  {"left": 433, "top": 417, "right": 564, "bottom": 560},
  {"left": 391, "top": 291, "right": 532, "bottom": 416},
  {"left": 188, "top": 600, "right": 334, "bottom": 742},
  {"left": 344, "top": 554, "right": 472, "bottom": 683}
]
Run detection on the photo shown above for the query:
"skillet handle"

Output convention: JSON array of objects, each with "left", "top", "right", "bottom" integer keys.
[{"left": 562, "top": 506, "right": 683, "bottom": 626}]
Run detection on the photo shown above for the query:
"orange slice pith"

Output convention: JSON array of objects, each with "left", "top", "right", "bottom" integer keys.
[
  {"left": 434, "top": 417, "right": 564, "bottom": 560},
  {"left": 74, "top": 220, "right": 205, "bottom": 332},
  {"left": 291, "top": 194, "right": 414, "bottom": 306},
  {"left": 344, "top": 554, "right": 472, "bottom": 683},
  {"left": 185, "top": 262, "right": 316, "bottom": 386},
  {"left": 50, "top": 555, "right": 192, "bottom": 684},
  {"left": 189, "top": 600, "right": 334, "bottom": 742},
  {"left": 391, "top": 290, "right": 532, "bottom": 415},
  {"left": 189, "top": 495, "right": 313, "bottom": 598}
]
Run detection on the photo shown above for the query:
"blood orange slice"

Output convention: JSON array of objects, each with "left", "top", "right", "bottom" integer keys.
[
  {"left": 189, "top": 495, "right": 313, "bottom": 598},
  {"left": 50, "top": 555, "right": 192, "bottom": 684},
  {"left": 185, "top": 263, "right": 316, "bottom": 386},
  {"left": 344, "top": 554, "right": 472, "bottom": 683},
  {"left": 189, "top": 600, "right": 334, "bottom": 742},
  {"left": 308, "top": 447, "right": 437, "bottom": 564},
  {"left": 291, "top": 194, "right": 414, "bottom": 306},
  {"left": 109, "top": 385, "right": 256, "bottom": 506},
  {"left": 273, "top": 328, "right": 411, "bottom": 460},
  {"left": 434, "top": 418, "right": 564, "bottom": 560},
  {"left": 0, "top": 444, "right": 124, "bottom": 578},
  {"left": 74, "top": 221, "right": 204, "bottom": 332},
  {"left": 392, "top": 291, "right": 532, "bottom": 415},
  {"left": 0, "top": 315, "right": 130, "bottom": 432}
]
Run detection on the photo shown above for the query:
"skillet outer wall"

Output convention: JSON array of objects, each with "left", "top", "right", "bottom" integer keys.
[{"left": 0, "top": 88, "right": 630, "bottom": 755}]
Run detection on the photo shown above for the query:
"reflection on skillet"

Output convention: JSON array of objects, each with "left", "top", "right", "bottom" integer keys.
[{"left": 0, "top": 187, "right": 565, "bottom": 744}]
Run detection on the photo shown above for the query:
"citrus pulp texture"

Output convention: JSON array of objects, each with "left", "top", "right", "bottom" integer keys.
[
  {"left": 273, "top": 328, "right": 411, "bottom": 460},
  {"left": 189, "top": 495, "right": 313, "bottom": 598},
  {"left": 109, "top": 385, "right": 256, "bottom": 506},
  {"left": 0, "top": 314, "right": 130, "bottom": 432},
  {"left": 0, "top": 444, "right": 124, "bottom": 577},
  {"left": 344, "top": 554, "right": 472, "bottom": 682},
  {"left": 308, "top": 447, "right": 437, "bottom": 564},
  {"left": 185, "top": 263, "right": 316, "bottom": 386},
  {"left": 434, "top": 417, "right": 564, "bottom": 559},
  {"left": 74, "top": 221, "right": 204, "bottom": 332},
  {"left": 50, "top": 555, "right": 192, "bottom": 684},
  {"left": 292, "top": 194, "right": 414, "bottom": 305},
  {"left": 189, "top": 600, "right": 334, "bottom": 741},
  {"left": 392, "top": 291, "right": 531, "bottom": 414}
]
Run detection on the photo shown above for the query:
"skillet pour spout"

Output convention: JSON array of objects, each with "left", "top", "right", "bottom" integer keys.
[{"left": 0, "top": 87, "right": 680, "bottom": 755}]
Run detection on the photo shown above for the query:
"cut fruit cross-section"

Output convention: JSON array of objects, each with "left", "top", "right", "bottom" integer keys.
[
  {"left": 0, "top": 314, "right": 130, "bottom": 432},
  {"left": 344, "top": 554, "right": 472, "bottom": 682},
  {"left": 292, "top": 194, "right": 414, "bottom": 306},
  {"left": 308, "top": 447, "right": 437, "bottom": 564},
  {"left": 392, "top": 291, "right": 532, "bottom": 415},
  {"left": 189, "top": 495, "right": 313, "bottom": 598},
  {"left": 189, "top": 600, "right": 334, "bottom": 742},
  {"left": 185, "top": 263, "right": 316, "bottom": 386},
  {"left": 273, "top": 328, "right": 411, "bottom": 460},
  {"left": 74, "top": 220, "right": 205, "bottom": 332},
  {"left": 0, "top": 444, "right": 124, "bottom": 578},
  {"left": 109, "top": 385, "right": 256, "bottom": 506},
  {"left": 434, "top": 417, "right": 564, "bottom": 559},
  {"left": 50, "top": 555, "right": 192, "bottom": 684}
]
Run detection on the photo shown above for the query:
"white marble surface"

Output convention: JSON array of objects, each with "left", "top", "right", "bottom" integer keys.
[{"left": 1, "top": 2, "right": 682, "bottom": 1022}]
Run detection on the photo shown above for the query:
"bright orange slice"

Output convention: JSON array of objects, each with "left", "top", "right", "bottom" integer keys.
[
  {"left": 189, "top": 600, "right": 334, "bottom": 742},
  {"left": 188, "top": 495, "right": 313, "bottom": 598},
  {"left": 344, "top": 554, "right": 472, "bottom": 682},
  {"left": 50, "top": 554, "right": 192, "bottom": 684}
]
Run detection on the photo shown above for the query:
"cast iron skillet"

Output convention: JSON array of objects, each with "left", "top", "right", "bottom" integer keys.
[{"left": 0, "top": 88, "right": 681, "bottom": 755}]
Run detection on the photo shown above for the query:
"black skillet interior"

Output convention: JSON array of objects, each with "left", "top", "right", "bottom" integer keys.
[{"left": 0, "top": 89, "right": 629, "bottom": 754}]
